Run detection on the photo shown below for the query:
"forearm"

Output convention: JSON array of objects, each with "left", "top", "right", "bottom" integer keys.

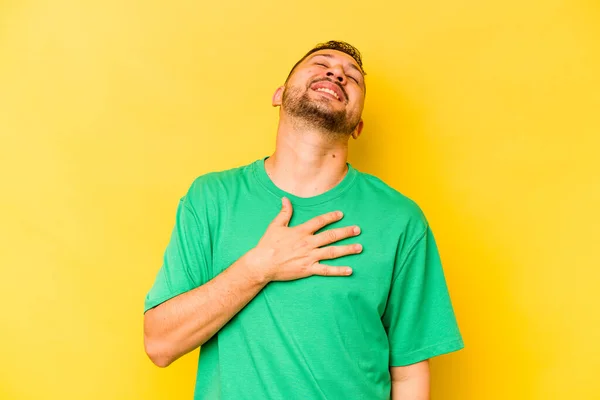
[{"left": 143, "top": 251, "right": 267, "bottom": 367}]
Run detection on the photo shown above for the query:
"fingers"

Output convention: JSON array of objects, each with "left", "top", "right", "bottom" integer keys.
[
  {"left": 300, "top": 210, "right": 344, "bottom": 234},
  {"left": 312, "top": 225, "right": 360, "bottom": 248},
  {"left": 313, "top": 244, "right": 363, "bottom": 261},
  {"left": 311, "top": 263, "right": 353, "bottom": 276}
]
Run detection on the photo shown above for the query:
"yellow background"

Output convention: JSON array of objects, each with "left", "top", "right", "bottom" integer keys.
[{"left": 1, "top": 0, "right": 599, "bottom": 399}]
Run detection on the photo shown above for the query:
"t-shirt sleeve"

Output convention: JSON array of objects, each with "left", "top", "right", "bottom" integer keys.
[
  {"left": 382, "top": 224, "right": 464, "bottom": 366},
  {"left": 143, "top": 184, "right": 213, "bottom": 313}
]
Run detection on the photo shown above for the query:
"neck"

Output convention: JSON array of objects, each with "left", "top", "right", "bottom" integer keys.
[{"left": 264, "top": 113, "right": 351, "bottom": 198}]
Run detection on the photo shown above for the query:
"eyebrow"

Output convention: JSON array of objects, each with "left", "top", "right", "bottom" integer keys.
[{"left": 307, "top": 53, "right": 365, "bottom": 78}]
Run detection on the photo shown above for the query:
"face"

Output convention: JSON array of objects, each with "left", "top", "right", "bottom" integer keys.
[{"left": 273, "top": 49, "right": 366, "bottom": 138}]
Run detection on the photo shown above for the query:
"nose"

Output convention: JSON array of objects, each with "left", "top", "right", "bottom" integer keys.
[{"left": 326, "top": 66, "right": 347, "bottom": 84}]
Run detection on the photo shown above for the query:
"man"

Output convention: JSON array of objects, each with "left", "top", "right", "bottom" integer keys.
[{"left": 143, "top": 40, "right": 464, "bottom": 399}]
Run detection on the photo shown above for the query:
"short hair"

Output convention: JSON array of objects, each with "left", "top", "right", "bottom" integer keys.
[{"left": 285, "top": 40, "right": 366, "bottom": 83}]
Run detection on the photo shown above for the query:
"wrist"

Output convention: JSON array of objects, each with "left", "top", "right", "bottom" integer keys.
[{"left": 241, "top": 249, "right": 272, "bottom": 286}]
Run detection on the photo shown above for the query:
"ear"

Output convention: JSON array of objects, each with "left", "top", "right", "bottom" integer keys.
[
  {"left": 351, "top": 119, "right": 364, "bottom": 139},
  {"left": 272, "top": 86, "right": 284, "bottom": 107}
]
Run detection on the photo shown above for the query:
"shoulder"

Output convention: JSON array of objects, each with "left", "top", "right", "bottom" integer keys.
[
  {"left": 182, "top": 162, "right": 250, "bottom": 210},
  {"left": 355, "top": 170, "right": 430, "bottom": 245},
  {"left": 357, "top": 170, "right": 427, "bottom": 224}
]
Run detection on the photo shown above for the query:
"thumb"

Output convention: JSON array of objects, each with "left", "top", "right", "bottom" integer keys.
[{"left": 273, "top": 196, "right": 293, "bottom": 227}]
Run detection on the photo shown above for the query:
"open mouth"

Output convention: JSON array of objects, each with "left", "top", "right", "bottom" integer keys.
[
  {"left": 314, "top": 87, "right": 340, "bottom": 100},
  {"left": 310, "top": 80, "right": 346, "bottom": 102}
]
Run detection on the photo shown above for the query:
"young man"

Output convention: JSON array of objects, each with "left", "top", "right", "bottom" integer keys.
[{"left": 143, "top": 40, "right": 464, "bottom": 399}]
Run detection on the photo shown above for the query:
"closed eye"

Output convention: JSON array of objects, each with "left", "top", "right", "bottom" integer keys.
[{"left": 315, "top": 61, "right": 361, "bottom": 84}]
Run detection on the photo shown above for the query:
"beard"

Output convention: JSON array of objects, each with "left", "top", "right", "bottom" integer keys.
[{"left": 281, "top": 84, "right": 360, "bottom": 138}]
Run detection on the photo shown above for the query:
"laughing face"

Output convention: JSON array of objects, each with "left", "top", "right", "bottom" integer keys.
[{"left": 274, "top": 49, "right": 366, "bottom": 138}]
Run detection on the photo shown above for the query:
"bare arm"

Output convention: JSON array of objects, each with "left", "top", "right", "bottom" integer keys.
[
  {"left": 390, "top": 360, "right": 430, "bottom": 400},
  {"left": 144, "top": 252, "right": 266, "bottom": 367},
  {"left": 144, "top": 197, "right": 361, "bottom": 367}
]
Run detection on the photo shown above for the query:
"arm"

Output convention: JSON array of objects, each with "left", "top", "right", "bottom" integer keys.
[
  {"left": 144, "top": 197, "right": 358, "bottom": 368},
  {"left": 390, "top": 360, "right": 430, "bottom": 400},
  {"left": 384, "top": 222, "right": 463, "bottom": 398},
  {"left": 144, "top": 252, "right": 267, "bottom": 368}
]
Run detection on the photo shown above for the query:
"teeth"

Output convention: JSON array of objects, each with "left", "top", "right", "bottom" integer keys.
[{"left": 316, "top": 87, "right": 339, "bottom": 99}]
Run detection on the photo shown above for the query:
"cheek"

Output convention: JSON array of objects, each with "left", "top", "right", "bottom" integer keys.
[
  {"left": 288, "top": 75, "right": 309, "bottom": 89},
  {"left": 349, "top": 96, "right": 365, "bottom": 115},
  {"left": 348, "top": 89, "right": 364, "bottom": 105},
  {"left": 299, "top": 69, "right": 321, "bottom": 84}
]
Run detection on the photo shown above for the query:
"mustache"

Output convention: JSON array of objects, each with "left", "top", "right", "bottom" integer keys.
[{"left": 308, "top": 77, "right": 348, "bottom": 101}]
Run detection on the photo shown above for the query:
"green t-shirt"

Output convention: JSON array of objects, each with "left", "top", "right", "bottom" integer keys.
[{"left": 144, "top": 156, "right": 464, "bottom": 399}]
